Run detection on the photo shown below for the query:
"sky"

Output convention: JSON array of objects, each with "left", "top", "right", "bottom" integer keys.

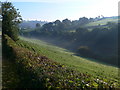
[{"left": 2, "top": 0, "right": 119, "bottom": 22}]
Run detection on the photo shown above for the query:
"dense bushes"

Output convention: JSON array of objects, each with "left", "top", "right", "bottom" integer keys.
[
  {"left": 3, "top": 34, "right": 119, "bottom": 89},
  {"left": 77, "top": 46, "right": 95, "bottom": 58}
]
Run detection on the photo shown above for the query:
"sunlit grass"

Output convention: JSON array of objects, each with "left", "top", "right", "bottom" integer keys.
[
  {"left": 85, "top": 18, "right": 118, "bottom": 27},
  {"left": 19, "top": 37, "right": 119, "bottom": 83}
]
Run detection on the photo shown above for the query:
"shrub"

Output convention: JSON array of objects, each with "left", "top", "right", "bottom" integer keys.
[{"left": 77, "top": 46, "right": 94, "bottom": 57}]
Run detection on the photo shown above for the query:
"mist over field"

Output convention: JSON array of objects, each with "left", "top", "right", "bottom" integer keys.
[
  {"left": 20, "top": 16, "right": 118, "bottom": 66},
  {"left": 1, "top": 1, "right": 120, "bottom": 89}
]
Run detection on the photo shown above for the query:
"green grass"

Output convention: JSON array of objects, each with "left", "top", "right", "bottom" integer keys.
[
  {"left": 85, "top": 18, "right": 118, "bottom": 27},
  {"left": 18, "top": 37, "right": 119, "bottom": 84}
]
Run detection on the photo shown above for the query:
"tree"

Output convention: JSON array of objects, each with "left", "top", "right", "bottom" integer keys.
[
  {"left": 35, "top": 23, "right": 41, "bottom": 31},
  {"left": 0, "top": 2, "right": 1, "bottom": 29},
  {"left": 79, "top": 17, "right": 89, "bottom": 25},
  {"left": 36, "top": 23, "right": 41, "bottom": 28},
  {"left": 2, "top": 2, "right": 22, "bottom": 41},
  {"left": 54, "top": 20, "right": 64, "bottom": 31},
  {"left": 76, "top": 27, "right": 88, "bottom": 34},
  {"left": 106, "top": 22, "right": 116, "bottom": 28},
  {"left": 62, "top": 19, "right": 71, "bottom": 30},
  {"left": 54, "top": 20, "right": 61, "bottom": 26}
]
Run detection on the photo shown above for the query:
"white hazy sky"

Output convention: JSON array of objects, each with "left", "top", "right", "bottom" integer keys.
[{"left": 2, "top": 0, "right": 119, "bottom": 21}]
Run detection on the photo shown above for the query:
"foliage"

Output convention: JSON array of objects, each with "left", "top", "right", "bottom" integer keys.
[
  {"left": 35, "top": 23, "right": 41, "bottom": 31},
  {"left": 2, "top": 2, "right": 22, "bottom": 41},
  {"left": 77, "top": 46, "right": 93, "bottom": 57},
  {"left": 36, "top": 23, "right": 41, "bottom": 28},
  {"left": 38, "top": 17, "right": 92, "bottom": 32}
]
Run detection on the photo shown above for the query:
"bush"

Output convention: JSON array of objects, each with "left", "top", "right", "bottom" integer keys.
[{"left": 77, "top": 46, "right": 95, "bottom": 58}]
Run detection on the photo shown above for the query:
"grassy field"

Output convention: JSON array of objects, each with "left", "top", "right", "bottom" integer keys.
[
  {"left": 19, "top": 37, "right": 119, "bottom": 84},
  {"left": 85, "top": 18, "right": 118, "bottom": 27}
]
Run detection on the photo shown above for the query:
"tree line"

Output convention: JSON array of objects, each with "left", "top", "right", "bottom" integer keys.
[{"left": 23, "top": 20, "right": 118, "bottom": 66}]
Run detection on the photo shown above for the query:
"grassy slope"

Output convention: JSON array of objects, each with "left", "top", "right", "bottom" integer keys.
[
  {"left": 19, "top": 37, "right": 119, "bottom": 83},
  {"left": 6, "top": 35, "right": 116, "bottom": 89},
  {"left": 85, "top": 18, "right": 118, "bottom": 27}
]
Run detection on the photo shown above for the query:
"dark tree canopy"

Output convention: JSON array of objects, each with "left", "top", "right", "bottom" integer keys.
[
  {"left": 2, "top": 2, "right": 22, "bottom": 41},
  {"left": 36, "top": 23, "right": 41, "bottom": 28}
]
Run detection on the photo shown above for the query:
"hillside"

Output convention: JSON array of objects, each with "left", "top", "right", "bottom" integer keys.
[
  {"left": 19, "top": 20, "right": 47, "bottom": 29},
  {"left": 2, "top": 35, "right": 120, "bottom": 89},
  {"left": 25, "top": 21, "right": 118, "bottom": 66},
  {"left": 85, "top": 17, "right": 118, "bottom": 27},
  {"left": 2, "top": 1, "right": 119, "bottom": 89},
  {"left": 19, "top": 37, "right": 119, "bottom": 83}
]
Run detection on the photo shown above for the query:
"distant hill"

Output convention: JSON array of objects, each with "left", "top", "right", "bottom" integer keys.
[
  {"left": 19, "top": 16, "right": 118, "bottom": 30},
  {"left": 19, "top": 20, "right": 48, "bottom": 29},
  {"left": 85, "top": 16, "right": 118, "bottom": 27}
]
